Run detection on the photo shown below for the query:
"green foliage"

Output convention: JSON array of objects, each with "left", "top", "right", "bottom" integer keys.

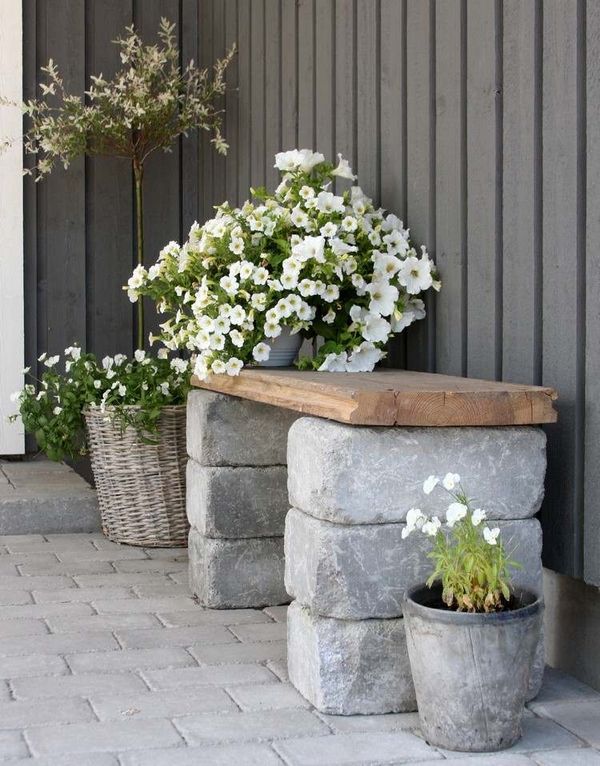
[{"left": 10, "top": 348, "right": 190, "bottom": 462}]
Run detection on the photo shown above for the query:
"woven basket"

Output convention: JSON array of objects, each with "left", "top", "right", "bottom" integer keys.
[{"left": 85, "top": 405, "right": 188, "bottom": 547}]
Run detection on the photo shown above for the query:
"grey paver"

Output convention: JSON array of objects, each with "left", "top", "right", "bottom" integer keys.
[
  {"left": 0, "top": 602, "right": 93, "bottom": 620},
  {"left": 18, "top": 560, "right": 116, "bottom": 576},
  {"left": 227, "top": 682, "right": 311, "bottom": 711},
  {"left": 56, "top": 549, "right": 148, "bottom": 562},
  {"left": 0, "top": 575, "right": 76, "bottom": 591},
  {"left": 415, "top": 757, "right": 534, "bottom": 766},
  {"left": 531, "top": 748, "right": 600, "bottom": 765},
  {"left": 115, "top": 624, "right": 237, "bottom": 649},
  {"left": 273, "top": 730, "right": 440, "bottom": 765},
  {"left": 32, "top": 586, "right": 134, "bottom": 603},
  {"left": 26, "top": 718, "right": 182, "bottom": 756},
  {"left": 464, "top": 716, "right": 584, "bottom": 755},
  {"left": 66, "top": 646, "right": 196, "bottom": 673},
  {"left": 142, "top": 664, "right": 278, "bottom": 690},
  {"left": 267, "top": 659, "right": 289, "bottom": 682},
  {"left": 113, "top": 559, "right": 188, "bottom": 574},
  {"left": 230, "top": 622, "right": 288, "bottom": 643},
  {"left": 92, "top": 597, "right": 199, "bottom": 614},
  {"left": 11, "top": 671, "right": 149, "bottom": 700},
  {"left": 0, "top": 653, "right": 67, "bottom": 679},
  {"left": 263, "top": 605, "right": 288, "bottom": 623},
  {"left": 0, "top": 730, "right": 29, "bottom": 760},
  {"left": 531, "top": 667, "right": 600, "bottom": 706},
  {"left": 46, "top": 612, "right": 162, "bottom": 633},
  {"left": 0, "top": 696, "right": 94, "bottom": 729},
  {"left": 0, "top": 535, "right": 46, "bottom": 544},
  {"left": 317, "top": 711, "right": 421, "bottom": 733},
  {"left": 0, "top": 619, "right": 48, "bottom": 638},
  {"left": 5, "top": 755, "right": 119, "bottom": 766},
  {"left": 532, "top": 699, "right": 600, "bottom": 748},
  {"left": 157, "top": 608, "right": 272, "bottom": 627},
  {"left": 90, "top": 687, "right": 238, "bottom": 721},
  {"left": 142, "top": 547, "right": 188, "bottom": 560},
  {"left": 189, "top": 639, "right": 287, "bottom": 665},
  {"left": 73, "top": 573, "right": 181, "bottom": 589},
  {"left": 0, "top": 631, "right": 119, "bottom": 657},
  {"left": 4, "top": 540, "right": 98, "bottom": 554},
  {"left": 0, "top": 591, "right": 32, "bottom": 606},
  {"left": 175, "top": 708, "right": 329, "bottom": 745},
  {"left": 119, "top": 743, "right": 283, "bottom": 766},
  {"left": 131, "top": 582, "right": 190, "bottom": 598}
]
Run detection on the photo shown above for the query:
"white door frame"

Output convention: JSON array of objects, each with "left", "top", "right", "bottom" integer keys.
[{"left": 0, "top": 0, "right": 24, "bottom": 454}]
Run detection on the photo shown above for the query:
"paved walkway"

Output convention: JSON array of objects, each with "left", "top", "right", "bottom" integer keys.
[{"left": 0, "top": 533, "right": 597, "bottom": 765}]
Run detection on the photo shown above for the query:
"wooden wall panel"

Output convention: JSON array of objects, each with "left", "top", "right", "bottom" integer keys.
[{"left": 24, "top": 0, "right": 599, "bottom": 584}]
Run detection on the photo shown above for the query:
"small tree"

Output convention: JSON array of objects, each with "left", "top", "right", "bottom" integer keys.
[{"left": 19, "top": 18, "right": 235, "bottom": 350}]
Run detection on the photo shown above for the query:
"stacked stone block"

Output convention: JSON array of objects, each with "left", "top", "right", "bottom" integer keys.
[
  {"left": 285, "top": 417, "right": 547, "bottom": 715},
  {"left": 186, "top": 390, "right": 298, "bottom": 608}
]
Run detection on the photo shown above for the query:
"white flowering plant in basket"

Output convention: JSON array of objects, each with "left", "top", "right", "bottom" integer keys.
[
  {"left": 403, "top": 473, "right": 521, "bottom": 613},
  {"left": 127, "top": 149, "right": 440, "bottom": 378}
]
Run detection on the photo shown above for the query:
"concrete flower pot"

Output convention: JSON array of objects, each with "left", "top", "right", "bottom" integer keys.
[
  {"left": 260, "top": 326, "right": 303, "bottom": 367},
  {"left": 403, "top": 583, "right": 543, "bottom": 752}
]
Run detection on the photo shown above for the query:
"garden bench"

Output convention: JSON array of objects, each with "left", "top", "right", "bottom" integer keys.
[{"left": 187, "top": 369, "right": 557, "bottom": 714}]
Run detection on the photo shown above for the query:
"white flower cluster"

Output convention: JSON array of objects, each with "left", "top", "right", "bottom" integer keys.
[
  {"left": 128, "top": 150, "right": 440, "bottom": 378},
  {"left": 402, "top": 472, "right": 499, "bottom": 545}
]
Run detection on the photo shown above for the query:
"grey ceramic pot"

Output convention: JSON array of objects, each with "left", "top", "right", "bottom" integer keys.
[
  {"left": 259, "top": 326, "right": 303, "bottom": 367},
  {"left": 403, "top": 584, "right": 543, "bottom": 752}
]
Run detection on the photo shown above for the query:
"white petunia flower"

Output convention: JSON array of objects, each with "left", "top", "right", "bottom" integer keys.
[
  {"left": 291, "top": 206, "right": 310, "bottom": 228},
  {"left": 320, "top": 221, "right": 338, "bottom": 238},
  {"left": 160, "top": 382, "right": 170, "bottom": 395},
  {"left": 318, "top": 351, "right": 349, "bottom": 372},
  {"left": 323, "top": 285, "right": 340, "bottom": 303},
  {"left": 238, "top": 260, "right": 254, "bottom": 281},
  {"left": 214, "top": 316, "right": 231, "bottom": 334},
  {"left": 264, "top": 321, "right": 282, "bottom": 339},
  {"left": 296, "top": 149, "right": 325, "bottom": 172},
  {"left": 281, "top": 272, "right": 299, "bottom": 290},
  {"left": 297, "top": 302, "right": 315, "bottom": 322},
  {"left": 316, "top": 191, "right": 345, "bottom": 214},
  {"left": 210, "top": 333, "right": 226, "bottom": 351},
  {"left": 229, "top": 305, "right": 246, "bottom": 326},
  {"left": 423, "top": 475, "right": 439, "bottom": 495},
  {"left": 397, "top": 256, "right": 433, "bottom": 294},
  {"left": 44, "top": 355, "right": 60, "bottom": 368},
  {"left": 366, "top": 281, "right": 399, "bottom": 317},
  {"left": 323, "top": 308, "right": 336, "bottom": 324},
  {"left": 157, "top": 348, "right": 169, "bottom": 359},
  {"left": 252, "top": 342, "right": 271, "bottom": 362},
  {"left": 251, "top": 293, "right": 267, "bottom": 311},
  {"left": 117, "top": 384, "right": 127, "bottom": 397},
  {"left": 219, "top": 275, "right": 239, "bottom": 296},
  {"left": 253, "top": 266, "right": 269, "bottom": 285},
  {"left": 483, "top": 526, "right": 500, "bottom": 546},
  {"left": 134, "top": 349, "right": 146, "bottom": 363},
  {"left": 446, "top": 502, "right": 468, "bottom": 528},
  {"left": 471, "top": 508, "right": 487, "bottom": 526},
  {"left": 53, "top": 406, "right": 62, "bottom": 415},
  {"left": 225, "top": 357, "right": 243, "bottom": 376},
  {"left": 331, "top": 153, "right": 356, "bottom": 180},
  {"left": 345, "top": 341, "right": 384, "bottom": 372},
  {"left": 211, "top": 359, "right": 227, "bottom": 374},
  {"left": 228, "top": 237, "right": 245, "bottom": 256},
  {"left": 362, "top": 313, "right": 391, "bottom": 344},
  {"left": 330, "top": 238, "right": 358, "bottom": 257},
  {"left": 299, "top": 185, "right": 315, "bottom": 200},
  {"left": 442, "top": 472, "right": 461, "bottom": 491},
  {"left": 341, "top": 215, "right": 358, "bottom": 232},
  {"left": 230, "top": 329, "right": 245, "bottom": 348}
]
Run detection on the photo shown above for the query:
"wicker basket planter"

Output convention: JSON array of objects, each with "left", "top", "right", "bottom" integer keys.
[{"left": 85, "top": 404, "right": 188, "bottom": 547}]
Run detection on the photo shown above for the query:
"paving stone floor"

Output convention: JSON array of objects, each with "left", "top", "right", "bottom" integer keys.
[{"left": 0, "top": 532, "right": 597, "bottom": 765}]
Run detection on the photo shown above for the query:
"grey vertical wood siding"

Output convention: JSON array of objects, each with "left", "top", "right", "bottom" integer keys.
[{"left": 23, "top": 0, "right": 598, "bottom": 585}]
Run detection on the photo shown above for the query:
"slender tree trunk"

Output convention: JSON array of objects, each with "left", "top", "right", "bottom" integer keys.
[{"left": 133, "top": 161, "right": 144, "bottom": 350}]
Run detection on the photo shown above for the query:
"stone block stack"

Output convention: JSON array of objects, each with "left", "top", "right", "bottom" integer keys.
[
  {"left": 285, "top": 417, "right": 547, "bottom": 715},
  {"left": 186, "top": 390, "right": 297, "bottom": 608}
]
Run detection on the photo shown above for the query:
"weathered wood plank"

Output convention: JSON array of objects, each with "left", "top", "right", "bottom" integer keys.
[
  {"left": 502, "top": 0, "right": 538, "bottom": 384},
  {"left": 191, "top": 368, "right": 557, "bottom": 427},
  {"left": 540, "top": 0, "right": 581, "bottom": 577},
  {"left": 584, "top": 0, "right": 599, "bottom": 585},
  {"left": 466, "top": 0, "right": 500, "bottom": 381},
  {"left": 86, "top": 0, "right": 134, "bottom": 359},
  {"left": 434, "top": 0, "right": 464, "bottom": 378}
]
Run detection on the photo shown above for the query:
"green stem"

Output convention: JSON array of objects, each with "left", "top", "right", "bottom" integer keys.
[{"left": 134, "top": 161, "right": 144, "bottom": 351}]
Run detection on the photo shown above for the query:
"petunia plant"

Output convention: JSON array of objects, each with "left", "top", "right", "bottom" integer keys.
[
  {"left": 128, "top": 148, "right": 440, "bottom": 377},
  {"left": 403, "top": 473, "right": 520, "bottom": 613},
  {"left": 10, "top": 347, "right": 191, "bottom": 462}
]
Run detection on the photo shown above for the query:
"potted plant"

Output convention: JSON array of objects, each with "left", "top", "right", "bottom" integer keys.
[
  {"left": 8, "top": 20, "right": 235, "bottom": 546},
  {"left": 401, "top": 474, "right": 543, "bottom": 752},
  {"left": 11, "top": 348, "right": 191, "bottom": 546},
  {"left": 128, "top": 149, "right": 440, "bottom": 376}
]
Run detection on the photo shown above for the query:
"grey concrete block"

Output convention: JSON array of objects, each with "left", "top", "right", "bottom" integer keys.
[
  {"left": 188, "top": 528, "right": 289, "bottom": 608},
  {"left": 285, "top": 509, "right": 544, "bottom": 619},
  {"left": 186, "top": 461, "right": 288, "bottom": 538},
  {"left": 186, "top": 389, "right": 298, "bottom": 466},
  {"left": 287, "top": 601, "right": 416, "bottom": 715},
  {"left": 288, "top": 418, "right": 547, "bottom": 524}
]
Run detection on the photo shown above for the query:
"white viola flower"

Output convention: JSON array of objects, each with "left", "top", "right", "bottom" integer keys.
[
  {"left": 397, "top": 256, "right": 434, "bottom": 295},
  {"left": 299, "top": 185, "right": 315, "bottom": 200},
  {"left": 331, "top": 153, "right": 356, "bottom": 180},
  {"left": 228, "top": 237, "right": 245, "bottom": 256},
  {"left": 320, "top": 221, "right": 338, "bottom": 238},
  {"left": 341, "top": 215, "right": 358, "bottom": 232},
  {"left": 346, "top": 341, "right": 384, "bottom": 372},
  {"left": 330, "top": 238, "right": 358, "bottom": 257},
  {"left": 253, "top": 266, "right": 270, "bottom": 285},
  {"left": 238, "top": 260, "right": 254, "bottom": 281},
  {"left": 402, "top": 507, "right": 426, "bottom": 538},
  {"left": 211, "top": 359, "right": 227, "bottom": 375},
  {"left": 210, "top": 333, "right": 226, "bottom": 351},
  {"left": 422, "top": 516, "right": 442, "bottom": 537},
  {"left": 366, "top": 281, "right": 399, "bottom": 317},
  {"left": 251, "top": 293, "right": 267, "bottom": 311},
  {"left": 471, "top": 508, "right": 487, "bottom": 526},
  {"left": 229, "top": 305, "right": 246, "bottom": 326},
  {"left": 442, "top": 472, "right": 461, "bottom": 491},
  {"left": 134, "top": 349, "right": 146, "bottom": 363},
  {"left": 362, "top": 313, "right": 391, "bottom": 344},
  {"left": 296, "top": 148, "right": 325, "bottom": 172},
  {"left": 423, "top": 475, "right": 439, "bottom": 495},
  {"left": 252, "top": 342, "right": 271, "bottom": 362},
  {"left": 318, "top": 351, "right": 349, "bottom": 372},
  {"left": 323, "top": 284, "right": 340, "bottom": 303},
  {"left": 298, "top": 279, "right": 317, "bottom": 297},
  {"left": 483, "top": 526, "right": 500, "bottom": 546},
  {"left": 316, "top": 191, "right": 345, "bottom": 214},
  {"left": 214, "top": 316, "right": 231, "bottom": 334},
  {"left": 44, "top": 355, "right": 60, "bottom": 368},
  {"left": 291, "top": 206, "right": 310, "bottom": 229},
  {"left": 446, "top": 502, "right": 468, "bottom": 528},
  {"left": 264, "top": 321, "right": 282, "bottom": 339},
  {"left": 230, "top": 330, "right": 245, "bottom": 348},
  {"left": 323, "top": 308, "right": 336, "bottom": 324},
  {"left": 219, "top": 275, "right": 239, "bottom": 296}
]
